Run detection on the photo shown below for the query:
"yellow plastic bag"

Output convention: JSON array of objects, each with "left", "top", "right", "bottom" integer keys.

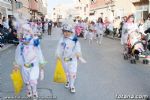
[
  {"left": 53, "top": 58, "right": 67, "bottom": 83},
  {"left": 10, "top": 68, "right": 23, "bottom": 95}
]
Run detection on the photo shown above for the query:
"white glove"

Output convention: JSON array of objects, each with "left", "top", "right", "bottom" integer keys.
[
  {"left": 78, "top": 57, "right": 87, "bottom": 63},
  {"left": 40, "top": 69, "right": 44, "bottom": 81}
]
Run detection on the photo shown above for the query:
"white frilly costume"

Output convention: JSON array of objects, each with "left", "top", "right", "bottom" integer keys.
[
  {"left": 121, "top": 23, "right": 138, "bottom": 45},
  {"left": 14, "top": 23, "right": 45, "bottom": 97},
  {"left": 56, "top": 35, "right": 82, "bottom": 89}
]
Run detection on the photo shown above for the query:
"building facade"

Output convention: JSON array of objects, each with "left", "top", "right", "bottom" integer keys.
[
  {"left": 0, "top": 0, "right": 48, "bottom": 20},
  {"left": 0, "top": 0, "right": 12, "bottom": 18},
  {"left": 130, "top": 0, "right": 150, "bottom": 21},
  {"left": 16, "top": 0, "right": 31, "bottom": 18},
  {"left": 89, "top": 0, "right": 150, "bottom": 21},
  {"left": 89, "top": 0, "right": 136, "bottom": 21},
  {"left": 51, "top": 4, "right": 68, "bottom": 22},
  {"left": 74, "top": 0, "right": 90, "bottom": 19},
  {"left": 29, "top": 0, "right": 47, "bottom": 20}
]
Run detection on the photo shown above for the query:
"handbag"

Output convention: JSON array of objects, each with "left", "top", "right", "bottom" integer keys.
[
  {"left": 10, "top": 68, "right": 23, "bottom": 95},
  {"left": 53, "top": 58, "right": 67, "bottom": 83}
]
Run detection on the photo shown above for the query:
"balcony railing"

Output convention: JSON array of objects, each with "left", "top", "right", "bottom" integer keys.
[{"left": 29, "top": 0, "right": 38, "bottom": 11}]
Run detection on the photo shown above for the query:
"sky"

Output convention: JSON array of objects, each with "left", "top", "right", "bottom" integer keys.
[{"left": 47, "top": 0, "right": 74, "bottom": 14}]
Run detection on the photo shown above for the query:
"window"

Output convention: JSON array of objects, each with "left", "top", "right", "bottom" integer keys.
[
  {"left": 91, "top": 0, "right": 96, "bottom": 4},
  {"left": 84, "top": 7, "right": 86, "bottom": 12},
  {"left": 59, "top": 15, "right": 62, "bottom": 19},
  {"left": 86, "top": 4, "right": 88, "bottom": 7}
]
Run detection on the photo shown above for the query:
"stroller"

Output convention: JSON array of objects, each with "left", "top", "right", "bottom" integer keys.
[
  {"left": 123, "top": 31, "right": 146, "bottom": 64},
  {"left": 141, "top": 28, "right": 150, "bottom": 64}
]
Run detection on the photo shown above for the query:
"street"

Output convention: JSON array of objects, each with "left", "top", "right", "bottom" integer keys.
[{"left": 0, "top": 27, "right": 150, "bottom": 100}]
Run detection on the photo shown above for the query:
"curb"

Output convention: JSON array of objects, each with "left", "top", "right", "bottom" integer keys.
[
  {"left": 105, "top": 35, "right": 121, "bottom": 40},
  {"left": 0, "top": 44, "right": 14, "bottom": 52}
]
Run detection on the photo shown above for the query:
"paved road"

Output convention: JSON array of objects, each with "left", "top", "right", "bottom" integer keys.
[{"left": 0, "top": 27, "right": 150, "bottom": 100}]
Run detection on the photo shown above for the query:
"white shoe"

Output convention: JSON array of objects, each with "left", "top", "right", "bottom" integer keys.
[
  {"left": 70, "top": 87, "right": 76, "bottom": 93},
  {"left": 98, "top": 42, "right": 101, "bottom": 45},
  {"left": 26, "top": 91, "right": 32, "bottom": 98},
  {"left": 26, "top": 84, "right": 32, "bottom": 98},
  {"left": 65, "top": 82, "right": 70, "bottom": 89},
  {"left": 96, "top": 41, "right": 98, "bottom": 44},
  {"left": 33, "top": 92, "right": 38, "bottom": 100}
]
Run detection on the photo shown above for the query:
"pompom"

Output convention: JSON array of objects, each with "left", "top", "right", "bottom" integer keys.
[
  {"left": 34, "top": 39, "right": 40, "bottom": 47},
  {"left": 72, "top": 35, "right": 78, "bottom": 43}
]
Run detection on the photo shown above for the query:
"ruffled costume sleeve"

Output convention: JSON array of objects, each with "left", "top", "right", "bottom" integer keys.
[
  {"left": 74, "top": 41, "right": 82, "bottom": 57},
  {"left": 15, "top": 43, "right": 24, "bottom": 66},
  {"left": 56, "top": 37, "right": 63, "bottom": 58}
]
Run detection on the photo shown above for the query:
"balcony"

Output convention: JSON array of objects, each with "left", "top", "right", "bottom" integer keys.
[
  {"left": 130, "top": 0, "right": 149, "bottom": 5},
  {"left": 29, "top": 0, "right": 38, "bottom": 11}
]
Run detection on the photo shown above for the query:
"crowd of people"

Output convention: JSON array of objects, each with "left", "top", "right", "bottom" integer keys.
[
  {"left": 71, "top": 14, "right": 149, "bottom": 46},
  {"left": 6, "top": 12, "right": 87, "bottom": 98},
  {"left": 0, "top": 15, "right": 18, "bottom": 47},
  {"left": 71, "top": 14, "right": 150, "bottom": 64},
  {"left": 0, "top": 14, "right": 54, "bottom": 48},
  {"left": 0, "top": 11, "right": 150, "bottom": 97}
]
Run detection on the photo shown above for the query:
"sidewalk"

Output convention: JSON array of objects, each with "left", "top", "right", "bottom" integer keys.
[
  {"left": 104, "top": 35, "right": 121, "bottom": 40},
  {"left": 0, "top": 44, "right": 14, "bottom": 52}
]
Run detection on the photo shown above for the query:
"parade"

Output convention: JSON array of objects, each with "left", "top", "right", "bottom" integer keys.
[{"left": 0, "top": 0, "right": 150, "bottom": 100}]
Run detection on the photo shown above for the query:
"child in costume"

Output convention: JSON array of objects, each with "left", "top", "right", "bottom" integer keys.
[
  {"left": 96, "top": 17, "right": 105, "bottom": 45},
  {"left": 56, "top": 24, "right": 85, "bottom": 93},
  {"left": 121, "top": 15, "right": 138, "bottom": 54},
  {"left": 88, "top": 21, "right": 96, "bottom": 44},
  {"left": 14, "top": 23, "right": 45, "bottom": 98},
  {"left": 83, "top": 20, "right": 89, "bottom": 40}
]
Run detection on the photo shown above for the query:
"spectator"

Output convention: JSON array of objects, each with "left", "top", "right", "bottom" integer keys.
[
  {"left": 48, "top": 20, "right": 53, "bottom": 35},
  {"left": 144, "top": 13, "right": 150, "bottom": 33},
  {"left": 44, "top": 20, "right": 48, "bottom": 33},
  {"left": 118, "top": 16, "right": 127, "bottom": 38},
  {"left": 121, "top": 14, "right": 138, "bottom": 54},
  {"left": 113, "top": 16, "right": 121, "bottom": 38},
  {"left": 96, "top": 17, "right": 105, "bottom": 45},
  {"left": 2, "top": 17, "right": 9, "bottom": 29},
  {"left": 8, "top": 16, "right": 13, "bottom": 30},
  {"left": 104, "top": 17, "right": 111, "bottom": 36},
  {"left": 138, "top": 19, "right": 145, "bottom": 35},
  {"left": 0, "top": 14, "right": 3, "bottom": 27}
]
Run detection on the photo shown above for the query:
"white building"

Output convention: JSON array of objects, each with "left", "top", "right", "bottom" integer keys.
[
  {"left": 51, "top": 4, "right": 79, "bottom": 22},
  {"left": 73, "top": 0, "right": 90, "bottom": 19},
  {"left": 89, "top": 0, "right": 150, "bottom": 22},
  {"left": 0, "top": 0, "right": 12, "bottom": 17},
  {"left": 42, "top": 0, "right": 48, "bottom": 16},
  {"left": 50, "top": 0, "right": 91, "bottom": 22}
]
